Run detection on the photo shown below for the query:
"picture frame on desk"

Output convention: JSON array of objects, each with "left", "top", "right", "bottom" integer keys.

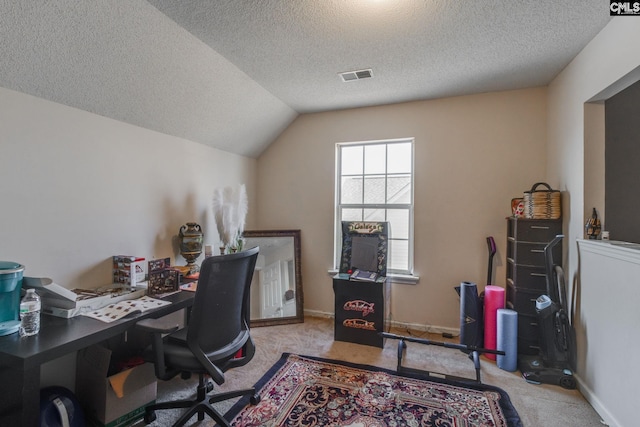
[{"left": 147, "top": 257, "right": 179, "bottom": 296}]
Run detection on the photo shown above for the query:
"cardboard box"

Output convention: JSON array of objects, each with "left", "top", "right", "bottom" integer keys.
[
  {"left": 113, "top": 256, "right": 146, "bottom": 286},
  {"left": 76, "top": 345, "right": 157, "bottom": 427}
]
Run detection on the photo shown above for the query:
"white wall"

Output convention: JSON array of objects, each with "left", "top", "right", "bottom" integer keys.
[
  {"left": 256, "top": 88, "right": 548, "bottom": 331},
  {"left": 547, "top": 18, "right": 640, "bottom": 427},
  {"left": 0, "top": 86, "right": 256, "bottom": 290},
  {"left": 0, "top": 87, "right": 257, "bottom": 389},
  {"left": 576, "top": 241, "right": 640, "bottom": 427}
]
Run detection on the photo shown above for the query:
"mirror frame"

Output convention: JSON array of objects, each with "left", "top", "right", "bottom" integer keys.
[{"left": 244, "top": 229, "right": 304, "bottom": 327}]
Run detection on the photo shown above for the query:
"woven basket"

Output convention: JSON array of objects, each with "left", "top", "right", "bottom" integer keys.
[{"left": 523, "top": 182, "right": 561, "bottom": 219}]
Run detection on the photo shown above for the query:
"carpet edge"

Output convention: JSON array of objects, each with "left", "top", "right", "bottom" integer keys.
[{"left": 224, "top": 352, "right": 523, "bottom": 427}]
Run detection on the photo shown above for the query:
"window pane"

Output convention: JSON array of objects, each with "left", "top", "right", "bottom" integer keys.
[
  {"left": 387, "top": 142, "right": 412, "bottom": 174},
  {"left": 387, "top": 209, "right": 409, "bottom": 239},
  {"left": 363, "top": 208, "right": 386, "bottom": 222},
  {"left": 341, "top": 146, "right": 363, "bottom": 175},
  {"left": 363, "top": 175, "right": 385, "bottom": 204},
  {"left": 389, "top": 239, "right": 409, "bottom": 271},
  {"left": 364, "top": 144, "right": 386, "bottom": 174},
  {"left": 341, "top": 177, "right": 362, "bottom": 204},
  {"left": 387, "top": 174, "right": 411, "bottom": 203},
  {"left": 342, "top": 208, "right": 362, "bottom": 221},
  {"left": 337, "top": 139, "right": 414, "bottom": 275}
]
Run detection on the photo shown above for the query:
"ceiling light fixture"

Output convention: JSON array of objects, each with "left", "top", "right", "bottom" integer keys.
[{"left": 339, "top": 69, "right": 374, "bottom": 82}]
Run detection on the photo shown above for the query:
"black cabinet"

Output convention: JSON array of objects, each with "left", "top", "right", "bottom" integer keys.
[
  {"left": 506, "top": 217, "right": 562, "bottom": 355},
  {"left": 333, "top": 275, "right": 390, "bottom": 348}
]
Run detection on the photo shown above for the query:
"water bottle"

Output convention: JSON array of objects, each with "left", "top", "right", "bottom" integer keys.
[{"left": 19, "top": 288, "right": 41, "bottom": 337}]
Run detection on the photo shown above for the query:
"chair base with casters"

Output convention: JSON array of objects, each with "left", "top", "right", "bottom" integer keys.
[
  {"left": 136, "top": 318, "right": 262, "bottom": 427},
  {"left": 143, "top": 372, "right": 260, "bottom": 427}
]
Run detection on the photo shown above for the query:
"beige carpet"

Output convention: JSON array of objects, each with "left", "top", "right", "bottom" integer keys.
[{"left": 138, "top": 316, "right": 604, "bottom": 426}]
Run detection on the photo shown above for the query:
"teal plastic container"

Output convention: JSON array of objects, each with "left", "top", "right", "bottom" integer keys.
[{"left": 0, "top": 261, "right": 25, "bottom": 336}]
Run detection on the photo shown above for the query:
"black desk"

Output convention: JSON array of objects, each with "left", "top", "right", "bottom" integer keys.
[{"left": 0, "top": 291, "right": 194, "bottom": 426}]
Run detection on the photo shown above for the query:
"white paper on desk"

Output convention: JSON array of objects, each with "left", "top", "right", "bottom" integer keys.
[
  {"left": 81, "top": 296, "right": 171, "bottom": 323},
  {"left": 23, "top": 277, "right": 77, "bottom": 301}
]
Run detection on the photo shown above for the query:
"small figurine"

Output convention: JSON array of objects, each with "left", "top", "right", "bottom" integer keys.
[{"left": 585, "top": 208, "right": 601, "bottom": 239}]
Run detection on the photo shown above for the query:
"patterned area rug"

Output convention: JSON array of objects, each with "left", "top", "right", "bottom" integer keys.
[{"left": 226, "top": 353, "right": 522, "bottom": 427}]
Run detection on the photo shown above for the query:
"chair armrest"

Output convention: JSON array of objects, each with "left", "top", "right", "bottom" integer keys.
[
  {"left": 194, "top": 353, "right": 226, "bottom": 385},
  {"left": 135, "top": 318, "right": 181, "bottom": 381}
]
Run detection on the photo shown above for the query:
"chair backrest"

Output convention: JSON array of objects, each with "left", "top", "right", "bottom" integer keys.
[{"left": 186, "top": 246, "right": 259, "bottom": 358}]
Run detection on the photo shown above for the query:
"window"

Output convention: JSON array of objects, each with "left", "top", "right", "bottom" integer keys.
[{"left": 335, "top": 138, "right": 414, "bottom": 276}]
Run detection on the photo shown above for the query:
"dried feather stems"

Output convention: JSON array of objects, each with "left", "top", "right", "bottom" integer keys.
[{"left": 212, "top": 184, "right": 248, "bottom": 254}]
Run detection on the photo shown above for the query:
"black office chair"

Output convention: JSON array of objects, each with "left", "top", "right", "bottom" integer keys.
[{"left": 136, "top": 246, "right": 260, "bottom": 427}]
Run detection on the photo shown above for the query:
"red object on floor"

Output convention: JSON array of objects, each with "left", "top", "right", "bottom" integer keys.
[
  {"left": 483, "top": 285, "right": 505, "bottom": 361},
  {"left": 116, "top": 356, "right": 146, "bottom": 372}
]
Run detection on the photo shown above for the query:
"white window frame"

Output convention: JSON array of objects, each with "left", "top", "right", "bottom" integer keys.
[{"left": 334, "top": 138, "right": 416, "bottom": 281}]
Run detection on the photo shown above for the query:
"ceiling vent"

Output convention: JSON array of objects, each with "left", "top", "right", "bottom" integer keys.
[{"left": 339, "top": 69, "right": 373, "bottom": 82}]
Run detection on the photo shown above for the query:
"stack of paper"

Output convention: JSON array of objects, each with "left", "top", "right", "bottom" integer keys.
[{"left": 23, "top": 277, "right": 146, "bottom": 318}]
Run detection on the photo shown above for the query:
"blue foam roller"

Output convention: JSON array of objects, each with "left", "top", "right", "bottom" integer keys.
[{"left": 496, "top": 308, "right": 518, "bottom": 372}]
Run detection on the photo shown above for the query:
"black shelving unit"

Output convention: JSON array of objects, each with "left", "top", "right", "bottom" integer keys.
[{"left": 506, "top": 217, "right": 562, "bottom": 355}]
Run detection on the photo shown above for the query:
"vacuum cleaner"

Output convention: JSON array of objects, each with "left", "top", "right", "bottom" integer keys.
[{"left": 518, "top": 235, "right": 577, "bottom": 389}]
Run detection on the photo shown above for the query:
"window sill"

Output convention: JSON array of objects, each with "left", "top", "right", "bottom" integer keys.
[{"left": 326, "top": 269, "right": 419, "bottom": 285}]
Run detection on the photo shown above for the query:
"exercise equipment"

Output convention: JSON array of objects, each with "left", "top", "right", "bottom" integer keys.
[
  {"left": 381, "top": 332, "right": 504, "bottom": 384},
  {"left": 486, "top": 236, "right": 496, "bottom": 285},
  {"left": 455, "top": 236, "right": 496, "bottom": 351},
  {"left": 496, "top": 308, "right": 518, "bottom": 371},
  {"left": 395, "top": 236, "right": 505, "bottom": 383},
  {"left": 458, "top": 281, "right": 483, "bottom": 350},
  {"left": 483, "top": 285, "right": 505, "bottom": 361},
  {"left": 518, "top": 235, "right": 576, "bottom": 389}
]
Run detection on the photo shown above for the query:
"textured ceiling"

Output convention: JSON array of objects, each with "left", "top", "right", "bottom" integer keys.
[
  {"left": 0, "top": 1, "right": 612, "bottom": 157},
  {"left": 149, "top": 0, "right": 612, "bottom": 113}
]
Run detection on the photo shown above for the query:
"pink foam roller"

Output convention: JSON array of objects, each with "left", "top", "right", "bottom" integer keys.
[{"left": 483, "top": 285, "right": 505, "bottom": 360}]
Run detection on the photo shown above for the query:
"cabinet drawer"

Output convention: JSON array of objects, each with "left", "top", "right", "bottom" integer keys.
[
  {"left": 508, "top": 218, "right": 562, "bottom": 242},
  {"left": 506, "top": 282, "right": 544, "bottom": 316},
  {"left": 507, "top": 262, "right": 548, "bottom": 291},
  {"left": 508, "top": 241, "right": 560, "bottom": 267}
]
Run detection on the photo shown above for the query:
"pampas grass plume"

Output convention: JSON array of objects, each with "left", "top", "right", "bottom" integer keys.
[{"left": 212, "top": 184, "right": 248, "bottom": 250}]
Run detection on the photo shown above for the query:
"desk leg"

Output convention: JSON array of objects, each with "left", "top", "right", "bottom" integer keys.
[{"left": 0, "top": 357, "right": 40, "bottom": 426}]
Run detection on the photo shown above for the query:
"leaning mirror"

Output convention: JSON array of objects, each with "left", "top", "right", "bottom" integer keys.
[{"left": 243, "top": 230, "right": 303, "bottom": 327}]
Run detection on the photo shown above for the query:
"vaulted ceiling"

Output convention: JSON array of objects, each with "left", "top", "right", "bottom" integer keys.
[{"left": 0, "top": 1, "right": 611, "bottom": 157}]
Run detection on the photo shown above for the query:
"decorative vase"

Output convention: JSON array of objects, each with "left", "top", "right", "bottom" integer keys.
[
  {"left": 179, "top": 222, "right": 203, "bottom": 273},
  {"left": 585, "top": 208, "right": 601, "bottom": 240}
]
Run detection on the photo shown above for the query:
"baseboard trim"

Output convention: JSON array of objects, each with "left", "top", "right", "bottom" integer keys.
[
  {"left": 388, "top": 320, "right": 460, "bottom": 337},
  {"left": 303, "top": 309, "right": 460, "bottom": 337},
  {"left": 303, "top": 309, "right": 333, "bottom": 319},
  {"left": 574, "top": 373, "right": 617, "bottom": 427}
]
